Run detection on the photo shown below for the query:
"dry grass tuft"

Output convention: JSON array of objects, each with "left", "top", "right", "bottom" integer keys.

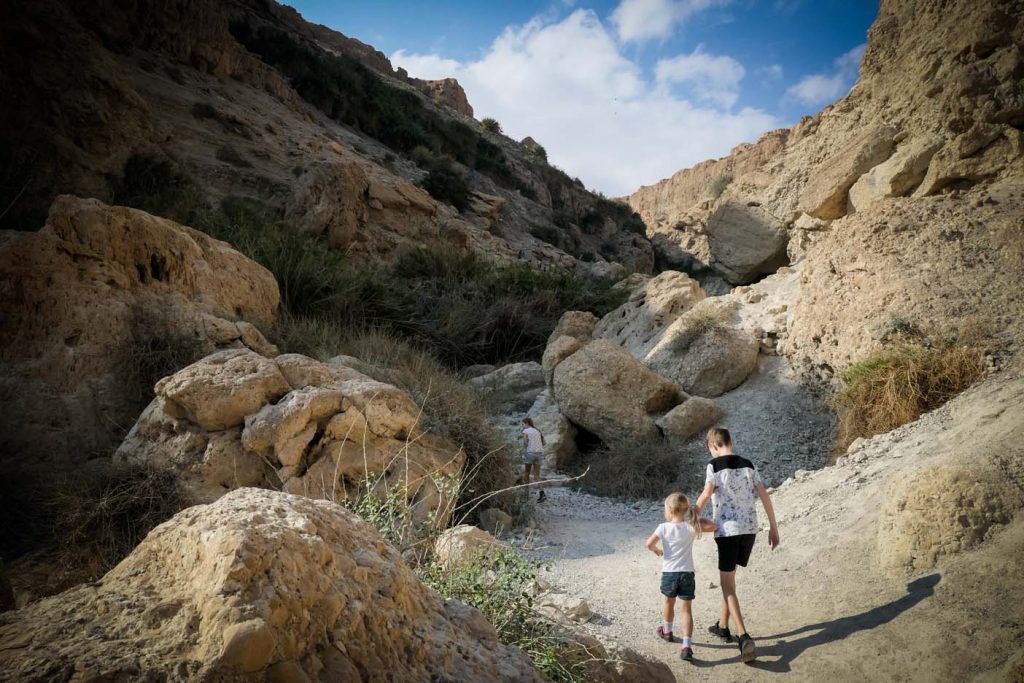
[
  {"left": 565, "top": 439, "right": 682, "bottom": 500},
  {"left": 835, "top": 343, "right": 985, "bottom": 455}
]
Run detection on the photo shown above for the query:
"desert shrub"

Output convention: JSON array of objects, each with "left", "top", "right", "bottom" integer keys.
[
  {"left": 421, "top": 161, "right": 471, "bottom": 211},
  {"left": 530, "top": 223, "right": 562, "bottom": 247},
  {"left": 110, "top": 154, "right": 206, "bottom": 224},
  {"left": 670, "top": 306, "right": 731, "bottom": 354},
  {"left": 121, "top": 304, "right": 208, "bottom": 406},
  {"left": 191, "top": 102, "right": 252, "bottom": 139},
  {"left": 419, "top": 547, "right": 584, "bottom": 682},
  {"left": 835, "top": 343, "right": 985, "bottom": 454},
  {"left": 565, "top": 440, "right": 682, "bottom": 500},
  {"left": 710, "top": 174, "right": 733, "bottom": 199},
  {"left": 482, "top": 117, "right": 502, "bottom": 134}
]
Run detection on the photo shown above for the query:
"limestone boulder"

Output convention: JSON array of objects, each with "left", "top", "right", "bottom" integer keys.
[
  {"left": 548, "top": 310, "right": 599, "bottom": 345},
  {"left": 705, "top": 200, "right": 789, "bottom": 285},
  {"left": 644, "top": 300, "right": 758, "bottom": 397},
  {"left": 0, "top": 196, "right": 280, "bottom": 467},
  {"left": 434, "top": 525, "right": 504, "bottom": 568},
  {"left": 848, "top": 135, "right": 943, "bottom": 211},
  {"left": 0, "top": 489, "right": 544, "bottom": 682},
  {"left": 538, "top": 592, "right": 593, "bottom": 623},
  {"left": 469, "top": 361, "right": 545, "bottom": 412},
  {"left": 542, "top": 335, "right": 583, "bottom": 386},
  {"left": 118, "top": 351, "right": 464, "bottom": 526},
  {"left": 656, "top": 397, "right": 723, "bottom": 441},
  {"left": 478, "top": 508, "right": 514, "bottom": 537},
  {"left": 798, "top": 125, "right": 897, "bottom": 219},
  {"left": 552, "top": 340, "right": 681, "bottom": 444},
  {"left": 526, "top": 388, "right": 577, "bottom": 470},
  {"left": 878, "top": 453, "right": 1024, "bottom": 574},
  {"left": 593, "top": 271, "right": 705, "bottom": 356}
]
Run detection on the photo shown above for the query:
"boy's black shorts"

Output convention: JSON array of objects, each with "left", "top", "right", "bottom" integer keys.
[{"left": 715, "top": 534, "right": 756, "bottom": 572}]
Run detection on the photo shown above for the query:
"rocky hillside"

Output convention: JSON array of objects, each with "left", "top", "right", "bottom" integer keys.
[
  {"left": 0, "top": 0, "right": 652, "bottom": 276},
  {"left": 628, "top": 0, "right": 1023, "bottom": 382}
]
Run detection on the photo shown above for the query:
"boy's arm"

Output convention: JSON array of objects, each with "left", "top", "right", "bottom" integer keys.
[
  {"left": 695, "top": 481, "right": 715, "bottom": 513},
  {"left": 698, "top": 518, "right": 717, "bottom": 533},
  {"left": 755, "top": 483, "right": 780, "bottom": 549},
  {"left": 645, "top": 532, "right": 663, "bottom": 556}
]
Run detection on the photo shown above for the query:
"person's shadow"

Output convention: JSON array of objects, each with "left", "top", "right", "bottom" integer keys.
[{"left": 694, "top": 574, "right": 941, "bottom": 672}]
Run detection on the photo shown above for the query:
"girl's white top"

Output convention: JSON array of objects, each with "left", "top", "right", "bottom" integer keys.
[
  {"left": 523, "top": 426, "right": 544, "bottom": 453},
  {"left": 654, "top": 521, "right": 697, "bottom": 572}
]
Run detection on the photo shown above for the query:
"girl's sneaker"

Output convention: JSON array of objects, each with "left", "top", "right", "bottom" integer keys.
[
  {"left": 738, "top": 633, "right": 757, "bottom": 663},
  {"left": 656, "top": 626, "right": 673, "bottom": 642},
  {"left": 680, "top": 646, "right": 694, "bottom": 662},
  {"left": 708, "top": 622, "right": 733, "bottom": 642}
]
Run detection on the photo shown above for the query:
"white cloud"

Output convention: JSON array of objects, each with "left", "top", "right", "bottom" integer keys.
[
  {"left": 655, "top": 46, "right": 745, "bottom": 108},
  {"left": 757, "top": 63, "right": 784, "bottom": 81},
  {"left": 611, "top": 0, "right": 729, "bottom": 43},
  {"left": 786, "top": 43, "right": 866, "bottom": 105},
  {"left": 391, "top": 9, "right": 779, "bottom": 197}
]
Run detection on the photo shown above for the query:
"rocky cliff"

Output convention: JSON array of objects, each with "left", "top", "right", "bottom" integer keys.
[
  {"left": 628, "top": 0, "right": 1024, "bottom": 381},
  {"left": 0, "top": 0, "right": 652, "bottom": 276}
]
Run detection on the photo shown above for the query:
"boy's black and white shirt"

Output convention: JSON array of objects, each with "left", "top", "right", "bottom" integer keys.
[{"left": 706, "top": 455, "right": 764, "bottom": 538}]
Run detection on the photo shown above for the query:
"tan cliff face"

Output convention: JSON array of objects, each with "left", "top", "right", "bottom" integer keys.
[
  {"left": 627, "top": 0, "right": 1024, "bottom": 380},
  {"left": 0, "top": 0, "right": 651, "bottom": 276}
]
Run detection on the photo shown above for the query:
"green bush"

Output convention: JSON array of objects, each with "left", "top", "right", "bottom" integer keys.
[
  {"left": 481, "top": 117, "right": 502, "bottom": 134},
  {"left": 565, "top": 439, "right": 682, "bottom": 500},
  {"left": 530, "top": 223, "right": 562, "bottom": 247},
  {"left": 422, "top": 162, "right": 472, "bottom": 211}
]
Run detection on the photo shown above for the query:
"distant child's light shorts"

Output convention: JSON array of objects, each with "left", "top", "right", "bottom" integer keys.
[
  {"left": 660, "top": 571, "right": 695, "bottom": 600},
  {"left": 523, "top": 451, "right": 543, "bottom": 466}
]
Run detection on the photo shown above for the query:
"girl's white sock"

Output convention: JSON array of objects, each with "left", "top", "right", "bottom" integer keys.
[
  {"left": 664, "top": 621, "right": 673, "bottom": 633},
  {"left": 682, "top": 636, "right": 692, "bottom": 647}
]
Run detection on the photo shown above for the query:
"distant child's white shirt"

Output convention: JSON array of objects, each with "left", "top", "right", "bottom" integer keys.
[
  {"left": 654, "top": 521, "right": 697, "bottom": 572},
  {"left": 523, "top": 426, "right": 544, "bottom": 453}
]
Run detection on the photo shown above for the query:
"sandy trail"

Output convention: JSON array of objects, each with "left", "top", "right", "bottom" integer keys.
[{"left": 524, "top": 373, "right": 1024, "bottom": 682}]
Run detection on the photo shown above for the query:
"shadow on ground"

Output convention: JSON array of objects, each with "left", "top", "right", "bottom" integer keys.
[{"left": 695, "top": 574, "right": 941, "bottom": 673}]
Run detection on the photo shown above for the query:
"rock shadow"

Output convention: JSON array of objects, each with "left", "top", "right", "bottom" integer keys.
[{"left": 694, "top": 574, "right": 940, "bottom": 672}]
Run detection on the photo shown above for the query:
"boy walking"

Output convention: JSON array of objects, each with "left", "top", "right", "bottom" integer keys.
[{"left": 696, "top": 427, "right": 779, "bottom": 663}]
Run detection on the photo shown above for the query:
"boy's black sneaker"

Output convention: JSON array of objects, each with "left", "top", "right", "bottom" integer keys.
[
  {"left": 708, "top": 623, "right": 732, "bottom": 642},
  {"left": 738, "top": 633, "right": 756, "bottom": 663},
  {"left": 537, "top": 490, "right": 546, "bottom": 502}
]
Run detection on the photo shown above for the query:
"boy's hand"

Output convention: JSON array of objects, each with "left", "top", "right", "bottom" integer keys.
[
  {"left": 768, "top": 526, "right": 780, "bottom": 550},
  {"left": 652, "top": 548, "right": 663, "bottom": 557}
]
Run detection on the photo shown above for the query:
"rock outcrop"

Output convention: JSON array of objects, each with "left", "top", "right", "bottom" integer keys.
[
  {"left": 593, "top": 271, "right": 705, "bottom": 357},
  {"left": 117, "top": 351, "right": 464, "bottom": 525},
  {"left": 469, "top": 361, "right": 545, "bottom": 412},
  {"left": 0, "top": 489, "right": 544, "bottom": 682},
  {"left": 627, "top": 0, "right": 1024, "bottom": 378},
  {"left": 552, "top": 340, "right": 681, "bottom": 444},
  {"left": 704, "top": 200, "right": 789, "bottom": 284},
  {"left": 0, "top": 196, "right": 279, "bottom": 467}
]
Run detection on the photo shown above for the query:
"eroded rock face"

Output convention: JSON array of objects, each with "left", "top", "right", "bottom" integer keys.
[
  {"left": 0, "top": 196, "right": 279, "bottom": 467},
  {"left": 878, "top": 452, "right": 1024, "bottom": 573},
  {"left": 0, "top": 489, "right": 544, "bottom": 682},
  {"left": 705, "top": 200, "right": 789, "bottom": 284},
  {"left": 593, "top": 271, "right": 705, "bottom": 357},
  {"left": 117, "top": 351, "right": 464, "bottom": 525},
  {"left": 469, "top": 361, "right": 545, "bottom": 412},
  {"left": 552, "top": 340, "right": 681, "bottom": 444},
  {"left": 798, "top": 125, "right": 897, "bottom": 220},
  {"left": 655, "top": 397, "right": 723, "bottom": 442}
]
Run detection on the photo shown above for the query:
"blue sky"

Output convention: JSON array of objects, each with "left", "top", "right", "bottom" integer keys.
[{"left": 286, "top": 0, "right": 879, "bottom": 195}]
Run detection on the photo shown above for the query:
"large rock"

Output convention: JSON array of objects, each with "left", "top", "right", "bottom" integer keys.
[
  {"left": 433, "top": 524, "right": 504, "bottom": 568},
  {"left": 561, "top": 633, "right": 675, "bottom": 683},
  {"left": 655, "top": 396, "right": 723, "bottom": 441},
  {"left": 798, "top": 125, "right": 897, "bottom": 219},
  {"left": 878, "top": 452, "right": 1024, "bottom": 573},
  {"left": 0, "top": 196, "right": 280, "bottom": 467},
  {"left": 644, "top": 300, "right": 758, "bottom": 397},
  {"left": 593, "top": 271, "right": 705, "bottom": 356},
  {"left": 526, "top": 388, "right": 577, "bottom": 470},
  {"left": 468, "top": 361, "right": 545, "bottom": 412},
  {"left": 548, "top": 310, "right": 599, "bottom": 345},
  {"left": 117, "top": 351, "right": 464, "bottom": 526},
  {"left": 705, "top": 200, "right": 789, "bottom": 284},
  {"left": 848, "top": 135, "right": 943, "bottom": 211},
  {"left": 0, "top": 489, "right": 544, "bottom": 682},
  {"left": 542, "top": 335, "right": 583, "bottom": 386},
  {"left": 552, "top": 340, "right": 680, "bottom": 444}
]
